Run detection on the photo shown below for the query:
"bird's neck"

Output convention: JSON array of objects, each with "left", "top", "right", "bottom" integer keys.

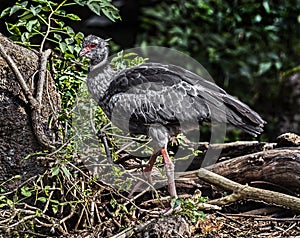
[
  {"left": 90, "top": 54, "right": 108, "bottom": 71},
  {"left": 90, "top": 49, "right": 109, "bottom": 71},
  {"left": 86, "top": 62, "right": 116, "bottom": 103}
]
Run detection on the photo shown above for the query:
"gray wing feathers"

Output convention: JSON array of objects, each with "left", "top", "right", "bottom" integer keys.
[{"left": 106, "top": 63, "right": 265, "bottom": 136}]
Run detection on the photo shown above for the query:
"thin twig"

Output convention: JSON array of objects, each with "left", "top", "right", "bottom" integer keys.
[{"left": 40, "top": 0, "right": 68, "bottom": 53}]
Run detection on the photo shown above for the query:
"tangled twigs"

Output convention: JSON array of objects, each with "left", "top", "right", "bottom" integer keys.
[
  {"left": 0, "top": 203, "right": 68, "bottom": 235},
  {"left": 0, "top": 41, "right": 55, "bottom": 150}
]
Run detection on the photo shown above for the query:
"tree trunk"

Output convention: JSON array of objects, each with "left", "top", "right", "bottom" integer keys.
[{"left": 0, "top": 33, "right": 60, "bottom": 188}]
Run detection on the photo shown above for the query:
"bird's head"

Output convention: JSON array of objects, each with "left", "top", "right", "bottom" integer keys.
[{"left": 79, "top": 35, "right": 110, "bottom": 67}]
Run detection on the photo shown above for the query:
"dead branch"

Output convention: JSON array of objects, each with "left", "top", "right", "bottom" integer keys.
[
  {"left": 36, "top": 49, "right": 51, "bottom": 104},
  {"left": 193, "top": 168, "right": 300, "bottom": 212}
]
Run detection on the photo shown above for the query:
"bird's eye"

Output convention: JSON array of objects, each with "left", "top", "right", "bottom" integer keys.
[{"left": 89, "top": 43, "right": 97, "bottom": 48}]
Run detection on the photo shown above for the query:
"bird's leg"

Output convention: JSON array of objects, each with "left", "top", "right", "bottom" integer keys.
[
  {"left": 148, "top": 124, "right": 178, "bottom": 198},
  {"left": 161, "top": 148, "right": 178, "bottom": 198},
  {"left": 128, "top": 152, "right": 158, "bottom": 198},
  {"left": 143, "top": 152, "right": 158, "bottom": 184}
]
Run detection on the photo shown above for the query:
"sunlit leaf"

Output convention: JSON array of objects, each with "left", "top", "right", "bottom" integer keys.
[
  {"left": 6, "top": 199, "right": 14, "bottom": 207},
  {"left": 10, "top": 5, "right": 22, "bottom": 16},
  {"left": 54, "top": 33, "right": 62, "bottom": 42},
  {"left": 258, "top": 62, "right": 272, "bottom": 75},
  {"left": 5, "top": 22, "right": 21, "bottom": 35},
  {"left": 263, "top": 1, "right": 270, "bottom": 13},
  {"left": 37, "top": 197, "right": 47, "bottom": 203},
  {"left": 0, "top": 7, "right": 10, "bottom": 18},
  {"left": 21, "top": 186, "right": 32, "bottom": 197},
  {"left": 66, "top": 13, "right": 81, "bottom": 21},
  {"left": 61, "top": 166, "right": 70, "bottom": 178},
  {"left": 30, "top": 5, "right": 42, "bottom": 16},
  {"left": 52, "top": 204, "right": 59, "bottom": 214},
  {"left": 26, "top": 19, "right": 39, "bottom": 32},
  {"left": 52, "top": 166, "right": 60, "bottom": 176}
]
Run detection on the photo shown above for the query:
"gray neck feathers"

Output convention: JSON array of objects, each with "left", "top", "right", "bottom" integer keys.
[{"left": 86, "top": 62, "right": 116, "bottom": 103}]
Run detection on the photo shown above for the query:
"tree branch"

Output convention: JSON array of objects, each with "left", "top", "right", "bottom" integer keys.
[{"left": 196, "top": 168, "right": 300, "bottom": 212}]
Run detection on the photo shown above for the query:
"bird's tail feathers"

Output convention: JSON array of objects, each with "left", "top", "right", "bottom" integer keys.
[{"left": 222, "top": 95, "right": 266, "bottom": 137}]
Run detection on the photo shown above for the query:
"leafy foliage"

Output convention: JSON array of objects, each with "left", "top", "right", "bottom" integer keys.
[
  {"left": 0, "top": 0, "right": 120, "bottom": 139},
  {"left": 0, "top": 0, "right": 123, "bottom": 236},
  {"left": 0, "top": 0, "right": 120, "bottom": 53},
  {"left": 111, "top": 50, "right": 149, "bottom": 70}
]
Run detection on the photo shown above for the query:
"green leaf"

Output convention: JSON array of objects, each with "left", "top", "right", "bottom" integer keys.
[
  {"left": 6, "top": 199, "right": 14, "bottom": 207},
  {"left": 65, "top": 37, "right": 74, "bottom": 45},
  {"left": 263, "top": 1, "right": 270, "bottom": 13},
  {"left": 64, "top": 26, "right": 75, "bottom": 36},
  {"left": 37, "top": 197, "right": 47, "bottom": 203},
  {"left": 87, "top": 1, "right": 101, "bottom": 16},
  {"left": 59, "top": 42, "right": 67, "bottom": 53},
  {"left": 75, "top": 32, "right": 84, "bottom": 43},
  {"left": 56, "top": 9, "right": 66, "bottom": 17},
  {"left": 52, "top": 204, "right": 59, "bottom": 214},
  {"left": 258, "top": 62, "right": 272, "bottom": 75},
  {"left": 52, "top": 166, "right": 60, "bottom": 176},
  {"left": 21, "top": 32, "right": 31, "bottom": 42},
  {"left": 61, "top": 166, "right": 70, "bottom": 178},
  {"left": 30, "top": 5, "right": 42, "bottom": 16},
  {"left": 44, "top": 185, "right": 51, "bottom": 196},
  {"left": 20, "top": 1, "right": 28, "bottom": 8},
  {"left": 21, "top": 186, "right": 32, "bottom": 197},
  {"left": 0, "top": 7, "right": 11, "bottom": 18},
  {"left": 102, "top": 8, "right": 119, "bottom": 22},
  {"left": 54, "top": 33, "right": 62, "bottom": 42},
  {"left": 19, "top": 12, "right": 34, "bottom": 21},
  {"left": 26, "top": 19, "right": 39, "bottom": 32},
  {"left": 67, "top": 45, "right": 75, "bottom": 54},
  {"left": 66, "top": 13, "right": 81, "bottom": 21},
  {"left": 54, "top": 19, "right": 65, "bottom": 28},
  {"left": 118, "top": 204, "right": 128, "bottom": 213},
  {"left": 5, "top": 22, "right": 21, "bottom": 36},
  {"left": 170, "top": 198, "right": 181, "bottom": 209},
  {"left": 74, "top": 45, "right": 82, "bottom": 54},
  {"left": 10, "top": 5, "right": 22, "bottom": 16},
  {"left": 110, "top": 197, "right": 117, "bottom": 208}
]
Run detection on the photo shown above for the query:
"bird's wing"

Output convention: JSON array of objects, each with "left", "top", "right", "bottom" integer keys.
[
  {"left": 105, "top": 62, "right": 226, "bottom": 96},
  {"left": 102, "top": 63, "right": 211, "bottom": 126},
  {"left": 102, "top": 63, "right": 265, "bottom": 136}
]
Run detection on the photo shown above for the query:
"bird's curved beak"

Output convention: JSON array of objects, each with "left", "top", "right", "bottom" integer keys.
[{"left": 79, "top": 47, "right": 89, "bottom": 57}]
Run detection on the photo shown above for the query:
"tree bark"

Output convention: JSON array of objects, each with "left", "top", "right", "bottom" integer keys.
[{"left": 0, "top": 33, "right": 60, "bottom": 187}]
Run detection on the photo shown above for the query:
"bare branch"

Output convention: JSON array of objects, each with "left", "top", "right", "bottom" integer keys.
[
  {"left": 196, "top": 168, "right": 300, "bottom": 212},
  {"left": 36, "top": 49, "right": 51, "bottom": 104}
]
